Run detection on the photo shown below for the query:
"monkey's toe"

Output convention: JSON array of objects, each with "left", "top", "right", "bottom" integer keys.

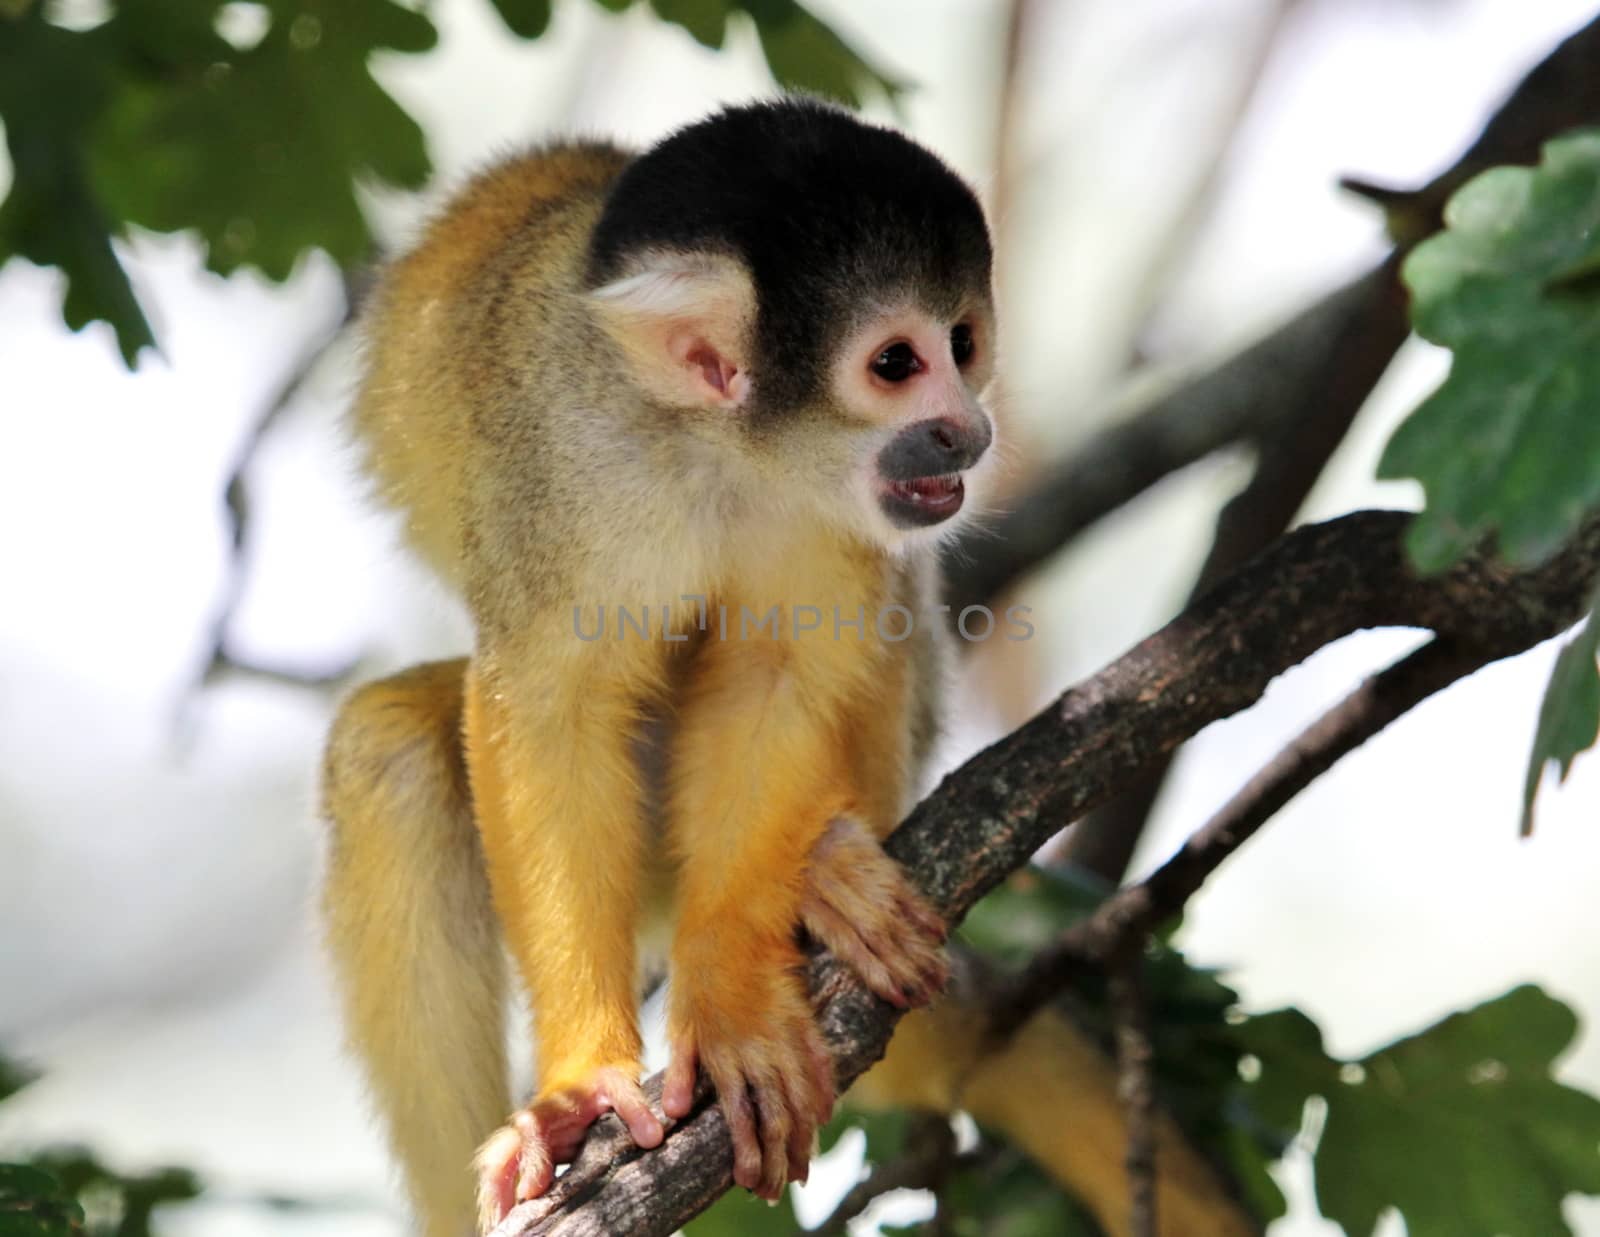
[
  {"left": 669, "top": 991, "right": 835, "bottom": 1202},
  {"left": 472, "top": 1065, "right": 663, "bottom": 1232}
]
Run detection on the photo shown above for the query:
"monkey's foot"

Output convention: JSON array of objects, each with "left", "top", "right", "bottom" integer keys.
[
  {"left": 800, "top": 815, "right": 949, "bottom": 1008},
  {"left": 473, "top": 1065, "right": 662, "bottom": 1231},
  {"left": 662, "top": 982, "right": 836, "bottom": 1201}
]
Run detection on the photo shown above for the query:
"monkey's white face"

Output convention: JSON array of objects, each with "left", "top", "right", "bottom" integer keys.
[
  {"left": 588, "top": 255, "right": 997, "bottom": 553},
  {"left": 829, "top": 305, "right": 998, "bottom": 550}
]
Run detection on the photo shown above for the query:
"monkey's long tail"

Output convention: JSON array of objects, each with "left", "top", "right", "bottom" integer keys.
[{"left": 322, "top": 660, "right": 512, "bottom": 1237}]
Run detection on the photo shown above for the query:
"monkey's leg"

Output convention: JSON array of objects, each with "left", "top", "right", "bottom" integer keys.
[
  {"left": 463, "top": 645, "right": 667, "bottom": 1226},
  {"left": 322, "top": 660, "right": 510, "bottom": 1237},
  {"left": 853, "top": 996, "right": 1260, "bottom": 1237},
  {"left": 661, "top": 636, "right": 865, "bottom": 1201}
]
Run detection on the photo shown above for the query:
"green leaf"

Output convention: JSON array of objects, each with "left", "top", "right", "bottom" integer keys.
[
  {"left": 680, "top": 1184, "right": 798, "bottom": 1235},
  {"left": 738, "top": 0, "right": 904, "bottom": 106},
  {"left": 1523, "top": 599, "right": 1600, "bottom": 833},
  {"left": 487, "top": 0, "right": 553, "bottom": 38},
  {"left": 957, "top": 867, "right": 1107, "bottom": 967},
  {"left": 100, "top": 0, "right": 236, "bottom": 70},
  {"left": 1, "top": 0, "right": 436, "bottom": 364},
  {"left": 0, "top": 7, "right": 156, "bottom": 365},
  {"left": 0, "top": 1053, "right": 38, "bottom": 1105},
  {"left": 1248, "top": 986, "right": 1600, "bottom": 1236},
  {"left": 1379, "top": 130, "right": 1600, "bottom": 570},
  {"left": 647, "top": 0, "right": 731, "bottom": 48},
  {"left": 20, "top": 1148, "right": 201, "bottom": 1237},
  {"left": 89, "top": 0, "right": 435, "bottom": 281},
  {"left": 0, "top": 1163, "right": 85, "bottom": 1237},
  {"left": 1235, "top": 1006, "right": 1336, "bottom": 1135}
]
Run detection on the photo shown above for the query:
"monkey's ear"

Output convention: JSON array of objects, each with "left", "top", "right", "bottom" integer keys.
[{"left": 587, "top": 254, "right": 754, "bottom": 410}]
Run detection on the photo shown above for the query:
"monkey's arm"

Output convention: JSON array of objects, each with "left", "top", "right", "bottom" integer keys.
[
  {"left": 661, "top": 629, "right": 879, "bottom": 1199},
  {"left": 464, "top": 638, "right": 669, "bottom": 1224},
  {"left": 798, "top": 648, "right": 950, "bottom": 1009}
]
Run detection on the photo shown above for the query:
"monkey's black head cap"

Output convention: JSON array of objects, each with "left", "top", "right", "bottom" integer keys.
[{"left": 585, "top": 98, "right": 995, "bottom": 417}]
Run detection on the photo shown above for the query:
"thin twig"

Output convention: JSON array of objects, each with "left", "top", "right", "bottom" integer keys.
[
  {"left": 182, "top": 268, "right": 369, "bottom": 716},
  {"left": 1109, "top": 948, "right": 1156, "bottom": 1237}
]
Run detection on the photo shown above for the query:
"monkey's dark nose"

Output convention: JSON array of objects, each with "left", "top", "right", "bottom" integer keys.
[{"left": 877, "top": 415, "right": 992, "bottom": 482}]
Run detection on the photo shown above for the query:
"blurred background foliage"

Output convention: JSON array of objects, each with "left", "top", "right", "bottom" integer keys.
[{"left": 5, "top": 0, "right": 1600, "bottom": 1235}]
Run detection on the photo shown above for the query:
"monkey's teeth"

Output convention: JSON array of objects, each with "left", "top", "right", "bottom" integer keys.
[{"left": 894, "top": 474, "right": 961, "bottom": 502}]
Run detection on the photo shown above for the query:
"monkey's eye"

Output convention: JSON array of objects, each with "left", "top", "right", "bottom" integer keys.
[
  {"left": 951, "top": 323, "right": 975, "bottom": 367},
  {"left": 871, "top": 341, "right": 920, "bottom": 384}
]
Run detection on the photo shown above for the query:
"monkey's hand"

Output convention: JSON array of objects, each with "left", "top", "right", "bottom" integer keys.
[
  {"left": 799, "top": 815, "right": 949, "bottom": 1008},
  {"left": 473, "top": 1064, "right": 662, "bottom": 1230},
  {"left": 662, "top": 960, "right": 836, "bottom": 1202}
]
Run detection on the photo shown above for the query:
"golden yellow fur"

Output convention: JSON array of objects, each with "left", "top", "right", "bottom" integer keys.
[{"left": 322, "top": 661, "right": 508, "bottom": 1237}]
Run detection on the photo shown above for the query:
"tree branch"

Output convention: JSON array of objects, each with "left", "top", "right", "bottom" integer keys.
[{"left": 494, "top": 509, "right": 1600, "bottom": 1236}]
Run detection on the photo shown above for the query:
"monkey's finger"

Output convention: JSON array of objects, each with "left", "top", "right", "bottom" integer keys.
[
  {"left": 805, "top": 1035, "right": 836, "bottom": 1127},
  {"left": 776, "top": 1068, "right": 815, "bottom": 1188},
  {"left": 599, "top": 1072, "right": 665, "bottom": 1149},
  {"left": 511, "top": 1110, "right": 556, "bottom": 1203},
  {"left": 751, "top": 1068, "right": 798, "bottom": 1201},
  {"left": 899, "top": 888, "right": 948, "bottom": 943},
  {"left": 473, "top": 1124, "right": 523, "bottom": 1233},
  {"left": 663, "top": 1044, "right": 699, "bottom": 1120},
  {"left": 880, "top": 901, "right": 949, "bottom": 1004},
  {"left": 887, "top": 930, "right": 949, "bottom": 1008},
  {"left": 720, "top": 1075, "right": 764, "bottom": 1194},
  {"left": 916, "top": 945, "right": 952, "bottom": 998},
  {"left": 830, "top": 933, "right": 904, "bottom": 1005},
  {"left": 803, "top": 902, "right": 906, "bottom": 1007}
]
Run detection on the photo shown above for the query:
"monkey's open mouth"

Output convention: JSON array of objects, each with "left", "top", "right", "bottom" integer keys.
[{"left": 880, "top": 473, "right": 965, "bottom": 527}]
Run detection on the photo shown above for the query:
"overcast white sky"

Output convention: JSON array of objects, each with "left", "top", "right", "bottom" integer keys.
[{"left": 2, "top": 1, "right": 1599, "bottom": 1233}]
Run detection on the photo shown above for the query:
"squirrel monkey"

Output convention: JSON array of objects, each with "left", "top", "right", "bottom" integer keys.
[
  {"left": 325, "top": 99, "right": 994, "bottom": 1233},
  {"left": 322, "top": 99, "right": 1256, "bottom": 1237}
]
